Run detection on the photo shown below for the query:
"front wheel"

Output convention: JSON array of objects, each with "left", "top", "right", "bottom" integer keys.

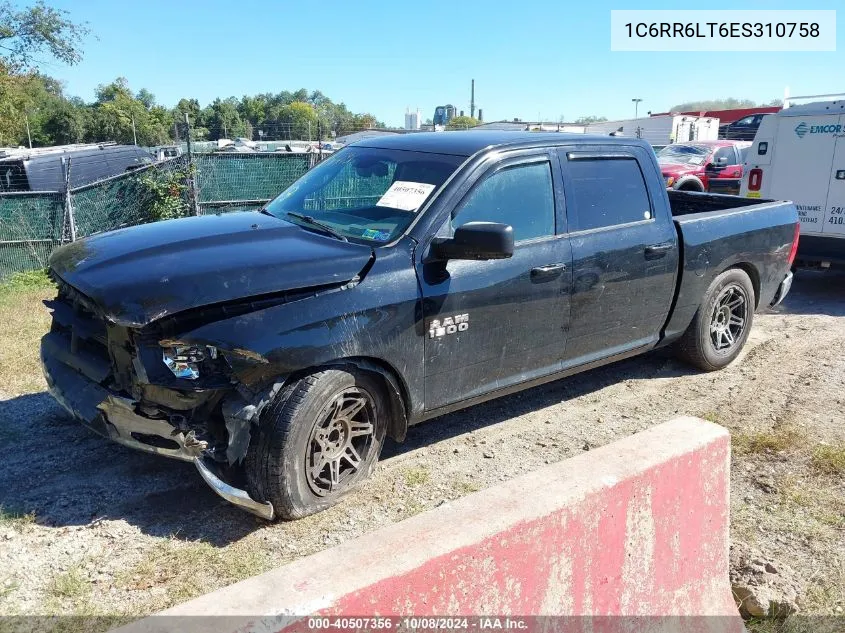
[
  {"left": 675, "top": 268, "right": 755, "bottom": 371},
  {"left": 245, "top": 369, "right": 387, "bottom": 520}
]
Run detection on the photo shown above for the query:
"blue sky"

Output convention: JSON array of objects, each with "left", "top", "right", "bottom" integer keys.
[{"left": 34, "top": 0, "right": 844, "bottom": 126}]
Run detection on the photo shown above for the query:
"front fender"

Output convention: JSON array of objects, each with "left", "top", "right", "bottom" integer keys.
[{"left": 171, "top": 241, "right": 425, "bottom": 422}]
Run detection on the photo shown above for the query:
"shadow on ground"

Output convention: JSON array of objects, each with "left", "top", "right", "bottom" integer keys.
[
  {"left": 777, "top": 269, "right": 845, "bottom": 317},
  {"left": 0, "top": 266, "right": 840, "bottom": 546},
  {"left": 0, "top": 350, "right": 686, "bottom": 546}
]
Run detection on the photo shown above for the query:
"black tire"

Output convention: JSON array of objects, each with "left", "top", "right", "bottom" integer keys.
[
  {"left": 245, "top": 368, "right": 387, "bottom": 520},
  {"left": 675, "top": 268, "right": 755, "bottom": 372}
]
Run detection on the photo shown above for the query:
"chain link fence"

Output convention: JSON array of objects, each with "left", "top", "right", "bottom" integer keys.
[{"left": 0, "top": 151, "right": 323, "bottom": 279}]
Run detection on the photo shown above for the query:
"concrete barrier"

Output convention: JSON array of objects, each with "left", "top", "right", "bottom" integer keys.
[{"left": 121, "top": 416, "right": 742, "bottom": 633}]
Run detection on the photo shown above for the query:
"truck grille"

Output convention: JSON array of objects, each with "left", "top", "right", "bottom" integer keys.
[{"left": 44, "top": 276, "right": 115, "bottom": 387}]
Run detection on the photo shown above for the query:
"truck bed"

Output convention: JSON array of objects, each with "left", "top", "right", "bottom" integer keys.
[
  {"left": 661, "top": 189, "right": 799, "bottom": 343},
  {"left": 667, "top": 190, "right": 775, "bottom": 217}
]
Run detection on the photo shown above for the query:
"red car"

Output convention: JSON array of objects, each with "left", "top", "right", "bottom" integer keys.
[{"left": 657, "top": 140, "right": 751, "bottom": 195}]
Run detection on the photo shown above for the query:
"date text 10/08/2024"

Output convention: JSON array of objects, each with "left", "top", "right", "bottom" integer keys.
[{"left": 307, "top": 617, "right": 529, "bottom": 630}]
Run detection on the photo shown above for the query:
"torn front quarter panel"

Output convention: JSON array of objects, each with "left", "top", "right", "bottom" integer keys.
[{"left": 222, "top": 381, "right": 286, "bottom": 465}]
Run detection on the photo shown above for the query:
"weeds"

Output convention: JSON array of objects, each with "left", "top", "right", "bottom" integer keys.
[
  {"left": 0, "top": 506, "right": 36, "bottom": 529},
  {"left": 732, "top": 426, "right": 804, "bottom": 455},
  {"left": 47, "top": 566, "right": 90, "bottom": 601},
  {"left": 402, "top": 466, "right": 430, "bottom": 487},
  {"left": 811, "top": 444, "right": 845, "bottom": 476}
]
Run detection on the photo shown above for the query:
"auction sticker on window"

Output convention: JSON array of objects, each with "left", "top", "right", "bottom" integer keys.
[{"left": 376, "top": 181, "right": 436, "bottom": 212}]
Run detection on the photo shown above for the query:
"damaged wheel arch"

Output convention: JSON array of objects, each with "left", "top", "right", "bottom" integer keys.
[{"left": 221, "top": 356, "right": 410, "bottom": 468}]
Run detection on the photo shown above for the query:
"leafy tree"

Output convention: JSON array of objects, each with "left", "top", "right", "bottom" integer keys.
[
  {"left": 136, "top": 88, "right": 155, "bottom": 109},
  {"left": 0, "top": 0, "right": 89, "bottom": 71},
  {"left": 351, "top": 113, "right": 380, "bottom": 130},
  {"left": 574, "top": 115, "right": 607, "bottom": 124},
  {"left": 277, "top": 101, "right": 317, "bottom": 139},
  {"left": 446, "top": 115, "right": 480, "bottom": 130},
  {"left": 87, "top": 77, "right": 172, "bottom": 145}
]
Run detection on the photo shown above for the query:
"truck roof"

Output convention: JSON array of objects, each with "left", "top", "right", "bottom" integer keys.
[
  {"left": 776, "top": 100, "right": 845, "bottom": 117},
  {"left": 352, "top": 131, "right": 650, "bottom": 157}
]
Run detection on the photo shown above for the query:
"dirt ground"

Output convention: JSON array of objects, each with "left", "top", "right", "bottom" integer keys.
[{"left": 0, "top": 269, "right": 843, "bottom": 626}]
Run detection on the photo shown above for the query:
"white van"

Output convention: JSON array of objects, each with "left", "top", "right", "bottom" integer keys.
[{"left": 740, "top": 96, "right": 845, "bottom": 266}]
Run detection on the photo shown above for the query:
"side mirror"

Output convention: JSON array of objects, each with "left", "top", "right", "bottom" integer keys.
[
  {"left": 710, "top": 156, "right": 729, "bottom": 168},
  {"left": 431, "top": 221, "right": 514, "bottom": 261}
]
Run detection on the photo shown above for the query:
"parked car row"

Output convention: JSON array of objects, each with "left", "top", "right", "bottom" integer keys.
[
  {"left": 657, "top": 140, "right": 750, "bottom": 196},
  {"left": 650, "top": 96, "right": 845, "bottom": 268}
]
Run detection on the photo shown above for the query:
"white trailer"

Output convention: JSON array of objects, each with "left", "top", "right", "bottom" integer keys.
[
  {"left": 583, "top": 115, "right": 720, "bottom": 147},
  {"left": 739, "top": 94, "right": 845, "bottom": 266}
]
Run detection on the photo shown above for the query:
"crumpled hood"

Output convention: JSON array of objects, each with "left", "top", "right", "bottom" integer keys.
[{"left": 50, "top": 211, "right": 374, "bottom": 327}]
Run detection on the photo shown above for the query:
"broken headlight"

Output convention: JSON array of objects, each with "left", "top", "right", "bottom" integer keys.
[{"left": 161, "top": 345, "right": 217, "bottom": 380}]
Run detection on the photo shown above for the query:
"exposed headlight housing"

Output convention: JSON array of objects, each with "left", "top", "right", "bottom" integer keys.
[{"left": 161, "top": 345, "right": 217, "bottom": 380}]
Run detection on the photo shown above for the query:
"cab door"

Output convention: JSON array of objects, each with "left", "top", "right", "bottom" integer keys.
[
  {"left": 417, "top": 152, "right": 572, "bottom": 411},
  {"left": 556, "top": 146, "right": 678, "bottom": 366}
]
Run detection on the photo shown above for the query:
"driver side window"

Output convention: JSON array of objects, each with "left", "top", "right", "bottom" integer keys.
[{"left": 451, "top": 161, "right": 555, "bottom": 242}]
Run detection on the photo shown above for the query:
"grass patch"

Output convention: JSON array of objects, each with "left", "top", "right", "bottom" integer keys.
[
  {"left": 453, "top": 480, "right": 480, "bottom": 495},
  {"left": 117, "top": 538, "right": 269, "bottom": 612},
  {"left": 402, "top": 466, "right": 430, "bottom": 487},
  {"left": 811, "top": 444, "right": 845, "bottom": 476},
  {"left": 0, "top": 506, "right": 36, "bottom": 529},
  {"left": 0, "top": 271, "right": 55, "bottom": 395},
  {"left": 47, "top": 566, "right": 90, "bottom": 601},
  {"left": 732, "top": 426, "right": 804, "bottom": 455},
  {"left": 701, "top": 411, "right": 720, "bottom": 423},
  {"left": 0, "top": 269, "right": 53, "bottom": 295}
]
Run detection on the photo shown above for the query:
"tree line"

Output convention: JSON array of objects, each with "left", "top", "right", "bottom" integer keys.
[{"left": 1, "top": 72, "right": 386, "bottom": 148}]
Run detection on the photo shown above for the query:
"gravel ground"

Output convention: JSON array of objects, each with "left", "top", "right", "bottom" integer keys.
[{"left": 0, "top": 269, "right": 843, "bottom": 623}]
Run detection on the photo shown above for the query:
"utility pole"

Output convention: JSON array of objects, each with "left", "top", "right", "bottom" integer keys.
[
  {"left": 131, "top": 115, "right": 138, "bottom": 146},
  {"left": 632, "top": 98, "right": 643, "bottom": 119},
  {"left": 184, "top": 113, "right": 199, "bottom": 216},
  {"left": 25, "top": 112, "right": 32, "bottom": 149},
  {"left": 470, "top": 79, "right": 475, "bottom": 119}
]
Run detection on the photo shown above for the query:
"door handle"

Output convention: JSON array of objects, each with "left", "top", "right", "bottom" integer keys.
[
  {"left": 644, "top": 243, "right": 674, "bottom": 260},
  {"left": 531, "top": 263, "right": 567, "bottom": 278}
]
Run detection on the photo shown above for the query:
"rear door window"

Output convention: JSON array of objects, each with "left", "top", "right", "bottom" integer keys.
[{"left": 563, "top": 155, "right": 652, "bottom": 232}]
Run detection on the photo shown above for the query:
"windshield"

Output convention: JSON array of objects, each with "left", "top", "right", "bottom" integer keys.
[
  {"left": 264, "top": 146, "right": 464, "bottom": 243},
  {"left": 656, "top": 144, "right": 712, "bottom": 166}
]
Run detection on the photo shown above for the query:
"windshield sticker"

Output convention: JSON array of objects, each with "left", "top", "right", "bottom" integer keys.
[
  {"left": 362, "top": 228, "right": 391, "bottom": 241},
  {"left": 688, "top": 156, "right": 704, "bottom": 165},
  {"left": 376, "top": 181, "right": 436, "bottom": 212}
]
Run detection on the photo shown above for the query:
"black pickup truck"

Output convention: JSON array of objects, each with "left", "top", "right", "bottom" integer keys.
[{"left": 41, "top": 132, "right": 799, "bottom": 520}]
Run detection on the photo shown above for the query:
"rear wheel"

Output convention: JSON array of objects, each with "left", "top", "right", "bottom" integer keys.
[
  {"left": 245, "top": 369, "right": 387, "bottom": 520},
  {"left": 675, "top": 268, "right": 755, "bottom": 371}
]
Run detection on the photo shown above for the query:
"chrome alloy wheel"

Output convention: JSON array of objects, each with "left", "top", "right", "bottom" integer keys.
[
  {"left": 709, "top": 283, "right": 748, "bottom": 353},
  {"left": 306, "top": 387, "right": 376, "bottom": 496}
]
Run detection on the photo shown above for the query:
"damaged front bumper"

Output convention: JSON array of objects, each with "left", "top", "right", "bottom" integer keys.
[{"left": 41, "top": 341, "right": 274, "bottom": 520}]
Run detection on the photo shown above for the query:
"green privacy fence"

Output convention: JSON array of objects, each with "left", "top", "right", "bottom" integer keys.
[
  {"left": 0, "top": 191, "right": 64, "bottom": 277},
  {"left": 0, "top": 152, "right": 318, "bottom": 279},
  {"left": 194, "top": 153, "right": 313, "bottom": 211}
]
